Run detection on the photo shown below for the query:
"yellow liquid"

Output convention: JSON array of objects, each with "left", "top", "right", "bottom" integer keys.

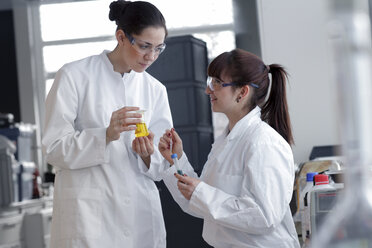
[{"left": 135, "top": 122, "right": 149, "bottom": 137}]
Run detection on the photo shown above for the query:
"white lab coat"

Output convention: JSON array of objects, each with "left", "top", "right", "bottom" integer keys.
[
  {"left": 162, "top": 107, "right": 300, "bottom": 248},
  {"left": 42, "top": 51, "right": 172, "bottom": 248}
]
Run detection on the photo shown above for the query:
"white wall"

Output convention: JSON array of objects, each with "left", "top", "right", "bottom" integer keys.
[{"left": 257, "top": 0, "right": 341, "bottom": 164}]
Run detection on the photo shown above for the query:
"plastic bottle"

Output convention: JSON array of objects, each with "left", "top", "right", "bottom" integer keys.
[
  {"left": 300, "top": 172, "right": 318, "bottom": 242},
  {"left": 302, "top": 174, "right": 334, "bottom": 247}
]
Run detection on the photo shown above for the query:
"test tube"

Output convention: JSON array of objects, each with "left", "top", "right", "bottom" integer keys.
[{"left": 171, "top": 153, "right": 184, "bottom": 175}]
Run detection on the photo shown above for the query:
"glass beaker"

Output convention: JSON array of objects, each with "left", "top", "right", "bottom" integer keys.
[
  {"left": 310, "top": 0, "right": 372, "bottom": 247},
  {"left": 135, "top": 110, "right": 149, "bottom": 137}
]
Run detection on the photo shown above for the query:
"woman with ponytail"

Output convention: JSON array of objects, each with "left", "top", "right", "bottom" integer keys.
[
  {"left": 42, "top": 1, "right": 172, "bottom": 247},
  {"left": 158, "top": 49, "right": 300, "bottom": 247}
]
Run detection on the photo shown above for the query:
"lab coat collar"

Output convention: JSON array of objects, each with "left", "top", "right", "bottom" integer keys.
[
  {"left": 226, "top": 106, "right": 261, "bottom": 141},
  {"left": 101, "top": 50, "right": 136, "bottom": 79},
  {"left": 101, "top": 50, "right": 116, "bottom": 75}
]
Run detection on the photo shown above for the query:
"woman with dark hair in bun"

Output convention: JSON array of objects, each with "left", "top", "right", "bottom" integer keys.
[
  {"left": 158, "top": 49, "right": 301, "bottom": 247},
  {"left": 42, "top": 1, "right": 171, "bottom": 247}
]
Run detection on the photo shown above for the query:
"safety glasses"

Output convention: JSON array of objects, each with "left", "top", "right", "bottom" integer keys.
[
  {"left": 206, "top": 76, "right": 259, "bottom": 91},
  {"left": 125, "top": 31, "right": 166, "bottom": 56}
]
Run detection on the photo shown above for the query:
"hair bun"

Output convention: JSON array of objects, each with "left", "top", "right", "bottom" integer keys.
[{"left": 108, "top": 0, "right": 131, "bottom": 23}]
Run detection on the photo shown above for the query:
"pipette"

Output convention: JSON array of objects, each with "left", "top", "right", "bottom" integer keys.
[{"left": 169, "top": 136, "right": 172, "bottom": 154}]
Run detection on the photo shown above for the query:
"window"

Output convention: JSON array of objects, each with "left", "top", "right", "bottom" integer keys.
[
  {"left": 39, "top": 0, "right": 235, "bottom": 95},
  {"left": 40, "top": 1, "right": 115, "bottom": 41}
]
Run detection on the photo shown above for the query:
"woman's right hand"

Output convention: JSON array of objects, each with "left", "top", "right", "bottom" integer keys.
[
  {"left": 106, "top": 106, "right": 142, "bottom": 144},
  {"left": 158, "top": 128, "right": 183, "bottom": 164}
]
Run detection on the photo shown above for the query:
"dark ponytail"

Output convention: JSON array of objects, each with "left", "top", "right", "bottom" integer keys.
[
  {"left": 108, "top": 0, "right": 167, "bottom": 37},
  {"left": 261, "top": 65, "right": 294, "bottom": 145},
  {"left": 207, "top": 49, "right": 293, "bottom": 145}
]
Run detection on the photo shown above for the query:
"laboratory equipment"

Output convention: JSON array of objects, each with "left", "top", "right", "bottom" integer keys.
[
  {"left": 24, "top": 208, "right": 53, "bottom": 248},
  {"left": 169, "top": 137, "right": 184, "bottom": 175},
  {"left": 0, "top": 197, "right": 53, "bottom": 248},
  {"left": 295, "top": 160, "right": 340, "bottom": 215},
  {"left": 300, "top": 172, "right": 318, "bottom": 242},
  {"left": 303, "top": 174, "right": 335, "bottom": 246},
  {"left": 0, "top": 135, "right": 17, "bottom": 207},
  {"left": 309, "top": 145, "right": 342, "bottom": 161},
  {"left": 0, "top": 113, "right": 14, "bottom": 128},
  {"left": 0, "top": 133, "right": 36, "bottom": 205},
  {"left": 32, "top": 168, "right": 42, "bottom": 199},
  {"left": 18, "top": 161, "right": 36, "bottom": 201},
  {"left": 170, "top": 136, "right": 173, "bottom": 154},
  {"left": 134, "top": 110, "right": 149, "bottom": 138},
  {"left": 310, "top": 0, "right": 372, "bottom": 247},
  {"left": 325, "top": 170, "right": 345, "bottom": 186},
  {"left": 0, "top": 123, "right": 36, "bottom": 162},
  {"left": 171, "top": 153, "right": 184, "bottom": 176},
  {"left": 0, "top": 212, "right": 23, "bottom": 248},
  {"left": 309, "top": 188, "right": 342, "bottom": 242}
]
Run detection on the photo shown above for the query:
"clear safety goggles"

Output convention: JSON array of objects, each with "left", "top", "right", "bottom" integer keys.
[
  {"left": 206, "top": 76, "right": 259, "bottom": 91},
  {"left": 206, "top": 77, "right": 236, "bottom": 91},
  {"left": 125, "top": 31, "right": 166, "bottom": 56}
]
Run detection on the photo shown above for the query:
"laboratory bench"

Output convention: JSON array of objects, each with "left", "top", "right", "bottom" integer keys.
[{"left": 0, "top": 197, "right": 52, "bottom": 248}]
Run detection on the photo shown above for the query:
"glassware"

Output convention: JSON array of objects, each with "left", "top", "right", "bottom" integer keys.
[
  {"left": 310, "top": 0, "right": 372, "bottom": 247},
  {"left": 134, "top": 110, "right": 149, "bottom": 138},
  {"left": 171, "top": 153, "right": 184, "bottom": 176}
]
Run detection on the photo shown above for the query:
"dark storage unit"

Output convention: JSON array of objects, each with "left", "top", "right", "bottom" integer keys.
[
  {"left": 148, "top": 36, "right": 208, "bottom": 84},
  {"left": 147, "top": 35, "right": 213, "bottom": 248},
  {"left": 148, "top": 35, "right": 213, "bottom": 173},
  {"left": 0, "top": 10, "right": 20, "bottom": 122},
  {"left": 165, "top": 82, "right": 212, "bottom": 174}
]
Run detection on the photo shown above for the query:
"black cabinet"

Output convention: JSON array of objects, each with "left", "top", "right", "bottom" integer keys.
[
  {"left": 148, "top": 35, "right": 213, "bottom": 248},
  {"left": 0, "top": 10, "right": 20, "bottom": 122},
  {"left": 148, "top": 35, "right": 213, "bottom": 174}
]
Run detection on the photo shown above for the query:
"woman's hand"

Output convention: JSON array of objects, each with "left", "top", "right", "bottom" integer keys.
[
  {"left": 158, "top": 128, "right": 183, "bottom": 164},
  {"left": 175, "top": 173, "right": 201, "bottom": 200},
  {"left": 132, "top": 131, "right": 155, "bottom": 168},
  {"left": 106, "top": 106, "right": 142, "bottom": 144}
]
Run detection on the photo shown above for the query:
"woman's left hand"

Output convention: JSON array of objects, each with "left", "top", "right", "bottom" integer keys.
[
  {"left": 132, "top": 131, "right": 155, "bottom": 166},
  {"left": 174, "top": 173, "right": 201, "bottom": 200}
]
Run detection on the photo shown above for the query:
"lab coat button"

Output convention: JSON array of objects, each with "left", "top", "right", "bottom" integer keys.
[
  {"left": 124, "top": 230, "right": 130, "bottom": 237},
  {"left": 124, "top": 198, "right": 130, "bottom": 204}
]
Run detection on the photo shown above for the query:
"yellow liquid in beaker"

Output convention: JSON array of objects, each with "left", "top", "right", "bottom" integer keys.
[{"left": 135, "top": 122, "right": 149, "bottom": 137}]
